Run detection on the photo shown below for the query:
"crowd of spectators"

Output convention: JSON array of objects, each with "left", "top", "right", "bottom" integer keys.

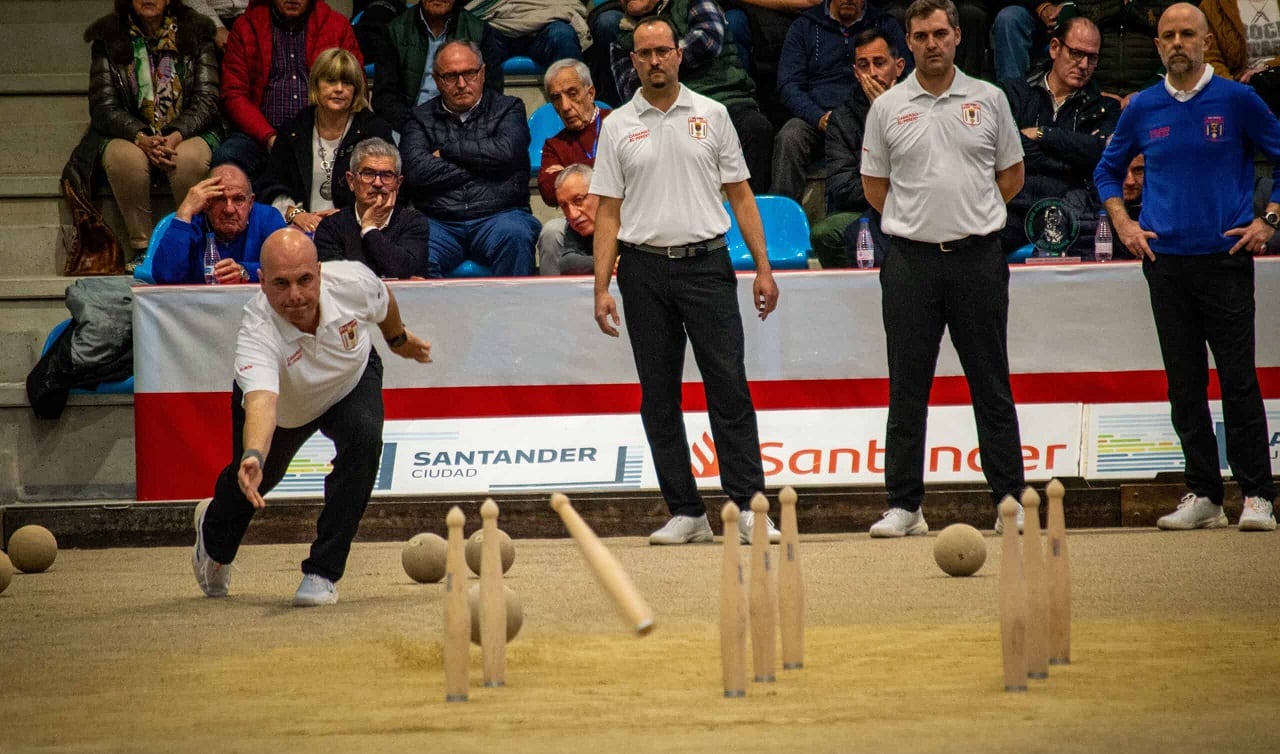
[{"left": 62, "top": 0, "right": 1280, "bottom": 281}]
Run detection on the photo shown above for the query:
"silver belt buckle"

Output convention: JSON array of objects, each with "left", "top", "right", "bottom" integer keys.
[{"left": 666, "top": 246, "right": 680, "bottom": 258}]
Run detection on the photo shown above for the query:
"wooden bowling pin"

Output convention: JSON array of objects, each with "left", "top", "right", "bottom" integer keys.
[
  {"left": 777, "top": 486, "right": 804, "bottom": 670},
  {"left": 1021, "top": 488, "right": 1049, "bottom": 680},
  {"left": 479, "top": 499, "right": 506, "bottom": 687},
  {"left": 748, "top": 493, "right": 777, "bottom": 683},
  {"left": 1046, "top": 479, "right": 1072, "bottom": 665},
  {"left": 443, "top": 506, "right": 469, "bottom": 702},
  {"left": 998, "top": 496, "right": 1028, "bottom": 692},
  {"left": 719, "top": 502, "right": 748, "bottom": 698}
]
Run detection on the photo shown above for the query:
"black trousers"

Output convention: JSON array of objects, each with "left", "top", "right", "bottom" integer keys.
[
  {"left": 202, "top": 352, "right": 385, "bottom": 581},
  {"left": 616, "top": 248, "right": 766, "bottom": 517},
  {"left": 1143, "top": 252, "right": 1276, "bottom": 503},
  {"left": 881, "top": 234, "right": 1026, "bottom": 510},
  {"left": 727, "top": 102, "right": 774, "bottom": 196}
]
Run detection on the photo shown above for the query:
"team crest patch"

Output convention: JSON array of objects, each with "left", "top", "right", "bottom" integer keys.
[
  {"left": 338, "top": 319, "right": 359, "bottom": 351},
  {"left": 1204, "top": 116, "right": 1224, "bottom": 140},
  {"left": 688, "top": 116, "right": 708, "bottom": 139},
  {"left": 961, "top": 102, "right": 981, "bottom": 126}
]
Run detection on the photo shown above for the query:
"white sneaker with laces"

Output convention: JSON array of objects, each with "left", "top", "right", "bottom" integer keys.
[
  {"left": 648, "top": 514, "right": 714, "bottom": 545},
  {"left": 869, "top": 508, "right": 928, "bottom": 538},
  {"left": 1238, "top": 496, "right": 1276, "bottom": 532},
  {"left": 293, "top": 573, "right": 338, "bottom": 607},
  {"left": 994, "top": 501, "right": 1026, "bottom": 535},
  {"left": 738, "top": 509, "right": 782, "bottom": 545},
  {"left": 192, "top": 497, "right": 231, "bottom": 598},
  {"left": 1156, "top": 493, "right": 1228, "bottom": 530}
]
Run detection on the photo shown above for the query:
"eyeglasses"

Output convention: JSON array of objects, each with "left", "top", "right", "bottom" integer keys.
[
  {"left": 354, "top": 169, "right": 399, "bottom": 184},
  {"left": 1060, "top": 42, "right": 1099, "bottom": 67},
  {"left": 435, "top": 67, "right": 482, "bottom": 85},
  {"left": 632, "top": 46, "right": 677, "bottom": 63}
]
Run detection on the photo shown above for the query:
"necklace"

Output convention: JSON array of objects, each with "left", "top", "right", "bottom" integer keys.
[{"left": 315, "top": 117, "right": 351, "bottom": 202}]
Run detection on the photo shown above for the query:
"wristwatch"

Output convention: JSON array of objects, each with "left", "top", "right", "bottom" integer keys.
[
  {"left": 1035, "top": 126, "right": 1045, "bottom": 140},
  {"left": 385, "top": 331, "right": 408, "bottom": 348},
  {"left": 1264, "top": 211, "right": 1280, "bottom": 229}
]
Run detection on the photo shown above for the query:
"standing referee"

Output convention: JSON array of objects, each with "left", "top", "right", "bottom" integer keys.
[
  {"left": 590, "top": 16, "right": 781, "bottom": 546},
  {"left": 861, "top": 0, "right": 1028, "bottom": 538}
]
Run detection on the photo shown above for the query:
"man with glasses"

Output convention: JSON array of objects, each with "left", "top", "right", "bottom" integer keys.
[
  {"left": 591, "top": 16, "right": 782, "bottom": 546},
  {"left": 997, "top": 15, "right": 1119, "bottom": 258},
  {"left": 315, "top": 138, "right": 430, "bottom": 278},
  {"left": 401, "top": 41, "right": 540, "bottom": 277}
]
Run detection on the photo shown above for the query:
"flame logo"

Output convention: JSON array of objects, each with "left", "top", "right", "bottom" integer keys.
[{"left": 690, "top": 431, "right": 720, "bottom": 478}]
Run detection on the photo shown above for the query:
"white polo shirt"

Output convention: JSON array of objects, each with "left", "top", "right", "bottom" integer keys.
[
  {"left": 590, "top": 84, "right": 751, "bottom": 246},
  {"left": 862, "top": 67, "right": 1023, "bottom": 243},
  {"left": 234, "top": 260, "right": 390, "bottom": 428}
]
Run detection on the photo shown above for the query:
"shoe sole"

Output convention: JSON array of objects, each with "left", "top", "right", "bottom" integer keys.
[
  {"left": 192, "top": 497, "right": 228, "bottom": 598},
  {"left": 293, "top": 595, "right": 338, "bottom": 607},
  {"left": 869, "top": 522, "right": 929, "bottom": 538},
  {"left": 1238, "top": 518, "right": 1277, "bottom": 532},
  {"left": 1157, "top": 515, "right": 1229, "bottom": 531},
  {"left": 649, "top": 531, "right": 714, "bottom": 546}
]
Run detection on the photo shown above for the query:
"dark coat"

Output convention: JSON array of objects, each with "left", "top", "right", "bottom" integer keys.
[
  {"left": 400, "top": 91, "right": 531, "bottom": 221},
  {"left": 256, "top": 106, "right": 394, "bottom": 211},
  {"left": 823, "top": 84, "right": 873, "bottom": 214},
  {"left": 314, "top": 204, "right": 431, "bottom": 279}
]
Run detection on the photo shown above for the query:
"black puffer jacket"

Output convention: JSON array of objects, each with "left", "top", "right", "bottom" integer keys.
[
  {"left": 823, "top": 85, "right": 873, "bottom": 215},
  {"left": 256, "top": 107, "right": 394, "bottom": 211},
  {"left": 400, "top": 91, "right": 531, "bottom": 221},
  {"left": 1072, "top": 0, "right": 1177, "bottom": 95}
]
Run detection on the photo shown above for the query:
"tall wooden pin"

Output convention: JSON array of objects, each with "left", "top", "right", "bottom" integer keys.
[
  {"left": 1046, "top": 478, "right": 1072, "bottom": 665},
  {"left": 719, "top": 502, "right": 747, "bottom": 698},
  {"left": 443, "top": 506, "right": 469, "bottom": 702},
  {"left": 1022, "top": 488, "right": 1049, "bottom": 680},
  {"left": 998, "top": 496, "right": 1028, "bottom": 692},
  {"left": 479, "top": 498, "right": 506, "bottom": 687},
  {"left": 777, "top": 486, "right": 804, "bottom": 670},
  {"left": 748, "top": 493, "right": 777, "bottom": 683}
]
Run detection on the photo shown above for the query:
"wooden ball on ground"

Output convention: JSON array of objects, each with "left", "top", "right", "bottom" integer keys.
[
  {"left": 467, "top": 583, "right": 523, "bottom": 645},
  {"left": 0, "top": 552, "right": 12, "bottom": 594},
  {"left": 933, "top": 524, "right": 987, "bottom": 577},
  {"left": 401, "top": 532, "right": 447, "bottom": 583},
  {"left": 465, "top": 529, "right": 515, "bottom": 576},
  {"left": 8, "top": 525, "right": 57, "bottom": 573}
]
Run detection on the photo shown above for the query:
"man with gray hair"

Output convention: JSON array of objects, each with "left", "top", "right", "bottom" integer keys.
[
  {"left": 314, "top": 137, "right": 431, "bottom": 279},
  {"left": 545, "top": 163, "right": 598, "bottom": 274},
  {"left": 537, "top": 58, "right": 613, "bottom": 274}
]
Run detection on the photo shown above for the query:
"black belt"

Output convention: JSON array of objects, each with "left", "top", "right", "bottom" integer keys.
[
  {"left": 620, "top": 235, "right": 727, "bottom": 259},
  {"left": 892, "top": 231, "right": 999, "bottom": 253}
]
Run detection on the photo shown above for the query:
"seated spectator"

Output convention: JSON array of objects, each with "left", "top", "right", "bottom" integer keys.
[
  {"left": 371, "top": 0, "right": 504, "bottom": 133},
  {"left": 351, "top": 0, "right": 405, "bottom": 57},
  {"left": 467, "top": 0, "right": 588, "bottom": 69},
  {"left": 537, "top": 59, "right": 612, "bottom": 274},
  {"left": 997, "top": 16, "right": 1118, "bottom": 257},
  {"left": 1075, "top": 0, "right": 1177, "bottom": 107},
  {"left": 544, "top": 163, "right": 598, "bottom": 275},
  {"left": 186, "top": 0, "right": 251, "bottom": 48},
  {"left": 214, "top": 0, "right": 362, "bottom": 178},
  {"left": 721, "top": 0, "right": 821, "bottom": 125},
  {"left": 992, "top": 2, "right": 1069, "bottom": 81},
  {"left": 772, "top": 0, "right": 907, "bottom": 202},
  {"left": 315, "top": 137, "right": 430, "bottom": 278},
  {"left": 610, "top": 1, "right": 776, "bottom": 193},
  {"left": 152, "top": 163, "right": 287, "bottom": 283},
  {"left": 401, "top": 41, "right": 540, "bottom": 277},
  {"left": 62, "top": 0, "right": 222, "bottom": 274},
  {"left": 257, "top": 48, "right": 393, "bottom": 232},
  {"left": 1202, "top": 0, "right": 1280, "bottom": 112},
  {"left": 1113, "top": 152, "right": 1144, "bottom": 257},
  {"left": 815, "top": 27, "right": 904, "bottom": 267}
]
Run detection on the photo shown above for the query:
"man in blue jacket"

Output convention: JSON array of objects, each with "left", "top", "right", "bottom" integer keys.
[
  {"left": 400, "top": 41, "right": 540, "bottom": 277},
  {"left": 152, "top": 163, "right": 287, "bottom": 284},
  {"left": 1094, "top": 2, "right": 1279, "bottom": 532},
  {"left": 772, "top": 0, "right": 908, "bottom": 202}
]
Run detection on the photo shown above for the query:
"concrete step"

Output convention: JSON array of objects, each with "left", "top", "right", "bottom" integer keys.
[
  {"left": 0, "top": 120, "right": 86, "bottom": 177},
  {"left": 0, "top": 95, "right": 87, "bottom": 124},
  {"left": 0, "top": 73, "right": 86, "bottom": 96},
  {"left": 0, "top": 1, "right": 111, "bottom": 24},
  {"left": 0, "top": 23, "right": 90, "bottom": 76},
  {"left": 0, "top": 398, "right": 136, "bottom": 504}
]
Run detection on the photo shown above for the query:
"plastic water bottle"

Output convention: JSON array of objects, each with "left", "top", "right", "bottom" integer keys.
[
  {"left": 1094, "top": 210, "right": 1112, "bottom": 263},
  {"left": 855, "top": 217, "right": 875, "bottom": 269},
  {"left": 203, "top": 233, "right": 220, "bottom": 284}
]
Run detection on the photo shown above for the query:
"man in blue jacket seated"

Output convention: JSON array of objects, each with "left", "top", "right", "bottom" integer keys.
[
  {"left": 152, "top": 163, "right": 287, "bottom": 284},
  {"left": 401, "top": 40, "right": 540, "bottom": 277}
]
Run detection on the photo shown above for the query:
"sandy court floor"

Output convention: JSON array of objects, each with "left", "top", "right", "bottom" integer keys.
[{"left": 1, "top": 525, "right": 1278, "bottom": 753}]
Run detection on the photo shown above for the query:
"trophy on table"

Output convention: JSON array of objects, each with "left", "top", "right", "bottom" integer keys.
[{"left": 1025, "top": 198, "right": 1080, "bottom": 263}]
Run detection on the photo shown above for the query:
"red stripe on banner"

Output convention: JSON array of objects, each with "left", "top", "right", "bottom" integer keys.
[{"left": 135, "top": 392, "right": 230, "bottom": 501}]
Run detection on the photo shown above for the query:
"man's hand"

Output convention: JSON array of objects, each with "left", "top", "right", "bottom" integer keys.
[
  {"left": 817, "top": 111, "right": 831, "bottom": 132},
  {"left": 360, "top": 192, "right": 395, "bottom": 232},
  {"left": 212, "top": 257, "right": 247, "bottom": 284},
  {"left": 176, "top": 175, "right": 223, "bottom": 222},
  {"left": 594, "top": 290, "right": 620, "bottom": 337},
  {"left": 857, "top": 69, "right": 887, "bottom": 103},
  {"left": 1225, "top": 218, "right": 1275, "bottom": 255},
  {"left": 1114, "top": 216, "right": 1158, "bottom": 260},
  {"left": 753, "top": 269, "right": 779, "bottom": 321},
  {"left": 391, "top": 331, "right": 433, "bottom": 362},
  {"left": 1020, "top": 126, "right": 1041, "bottom": 140},
  {"left": 1238, "top": 64, "right": 1269, "bottom": 84},
  {"left": 266, "top": 134, "right": 277, "bottom": 151},
  {"left": 215, "top": 27, "right": 230, "bottom": 49},
  {"left": 290, "top": 208, "right": 339, "bottom": 233},
  {"left": 238, "top": 455, "right": 266, "bottom": 508},
  {"left": 544, "top": 163, "right": 565, "bottom": 176},
  {"left": 1037, "top": 2, "right": 1062, "bottom": 28}
]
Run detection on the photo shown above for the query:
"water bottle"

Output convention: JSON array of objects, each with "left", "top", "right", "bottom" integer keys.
[
  {"left": 855, "top": 217, "right": 875, "bottom": 269},
  {"left": 203, "top": 233, "right": 220, "bottom": 284},
  {"left": 1094, "top": 210, "right": 1112, "bottom": 263}
]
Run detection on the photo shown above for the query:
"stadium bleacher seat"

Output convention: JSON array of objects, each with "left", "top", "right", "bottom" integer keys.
[
  {"left": 527, "top": 100, "right": 611, "bottom": 172},
  {"left": 722, "top": 195, "right": 810, "bottom": 271},
  {"left": 447, "top": 260, "right": 495, "bottom": 278},
  {"left": 131, "top": 211, "right": 175, "bottom": 285},
  {"left": 502, "top": 56, "right": 543, "bottom": 77},
  {"left": 41, "top": 319, "right": 134, "bottom": 394}
]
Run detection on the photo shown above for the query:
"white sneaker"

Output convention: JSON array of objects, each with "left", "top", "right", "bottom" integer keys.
[
  {"left": 293, "top": 573, "right": 338, "bottom": 607},
  {"left": 648, "top": 514, "right": 714, "bottom": 545},
  {"left": 994, "top": 501, "right": 1026, "bottom": 535},
  {"left": 738, "top": 509, "right": 782, "bottom": 545},
  {"left": 869, "top": 508, "right": 928, "bottom": 538},
  {"left": 1156, "top": 493, "right": 1228, "bottom": 530},
  {"left": 1238, "top": 497, "right": 1276, "bottom": 532},
  {"left": 192, "top": 497, "right": 231, "bottom": 598}
]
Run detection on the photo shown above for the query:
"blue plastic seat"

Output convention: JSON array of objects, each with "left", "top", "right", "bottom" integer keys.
[
  {"left": 41, "top": 319, "right": 134, "bottom": 394},
  {"left": 132, "top": 211, "right": 175, "bottom": 285},
  {"left": 1007, "top": 243, "right": 1036, "bottom": 264},
  {"left": 527, "top": 100, "right": 611, "bottom": 172},
  {"left": 446, "top": 260, "right": 495, "bottom": 278},
  {"left": 503, "top": 56, "right": 543, "bottom": 76},
  {"left": 722, "top": 195, "right": 811, "bottom": 271}
]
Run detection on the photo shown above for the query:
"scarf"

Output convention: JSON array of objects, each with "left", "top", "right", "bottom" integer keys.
[{"left": 129, "top": 12, "right": 184, "bottom": 133}]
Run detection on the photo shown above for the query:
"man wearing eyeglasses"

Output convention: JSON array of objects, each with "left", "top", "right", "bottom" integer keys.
[
  {"left": 315, "top": 137, "right": 431, "bottom": 279},
  {"left": 401, "top": 41, "right": 541, "bottom": 277},
  {"left": 592, "top": 16, "right": 782, "bottom": 546},
  {"left": 997, "top": 15, "right": 1119, "bottom": 258}
]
